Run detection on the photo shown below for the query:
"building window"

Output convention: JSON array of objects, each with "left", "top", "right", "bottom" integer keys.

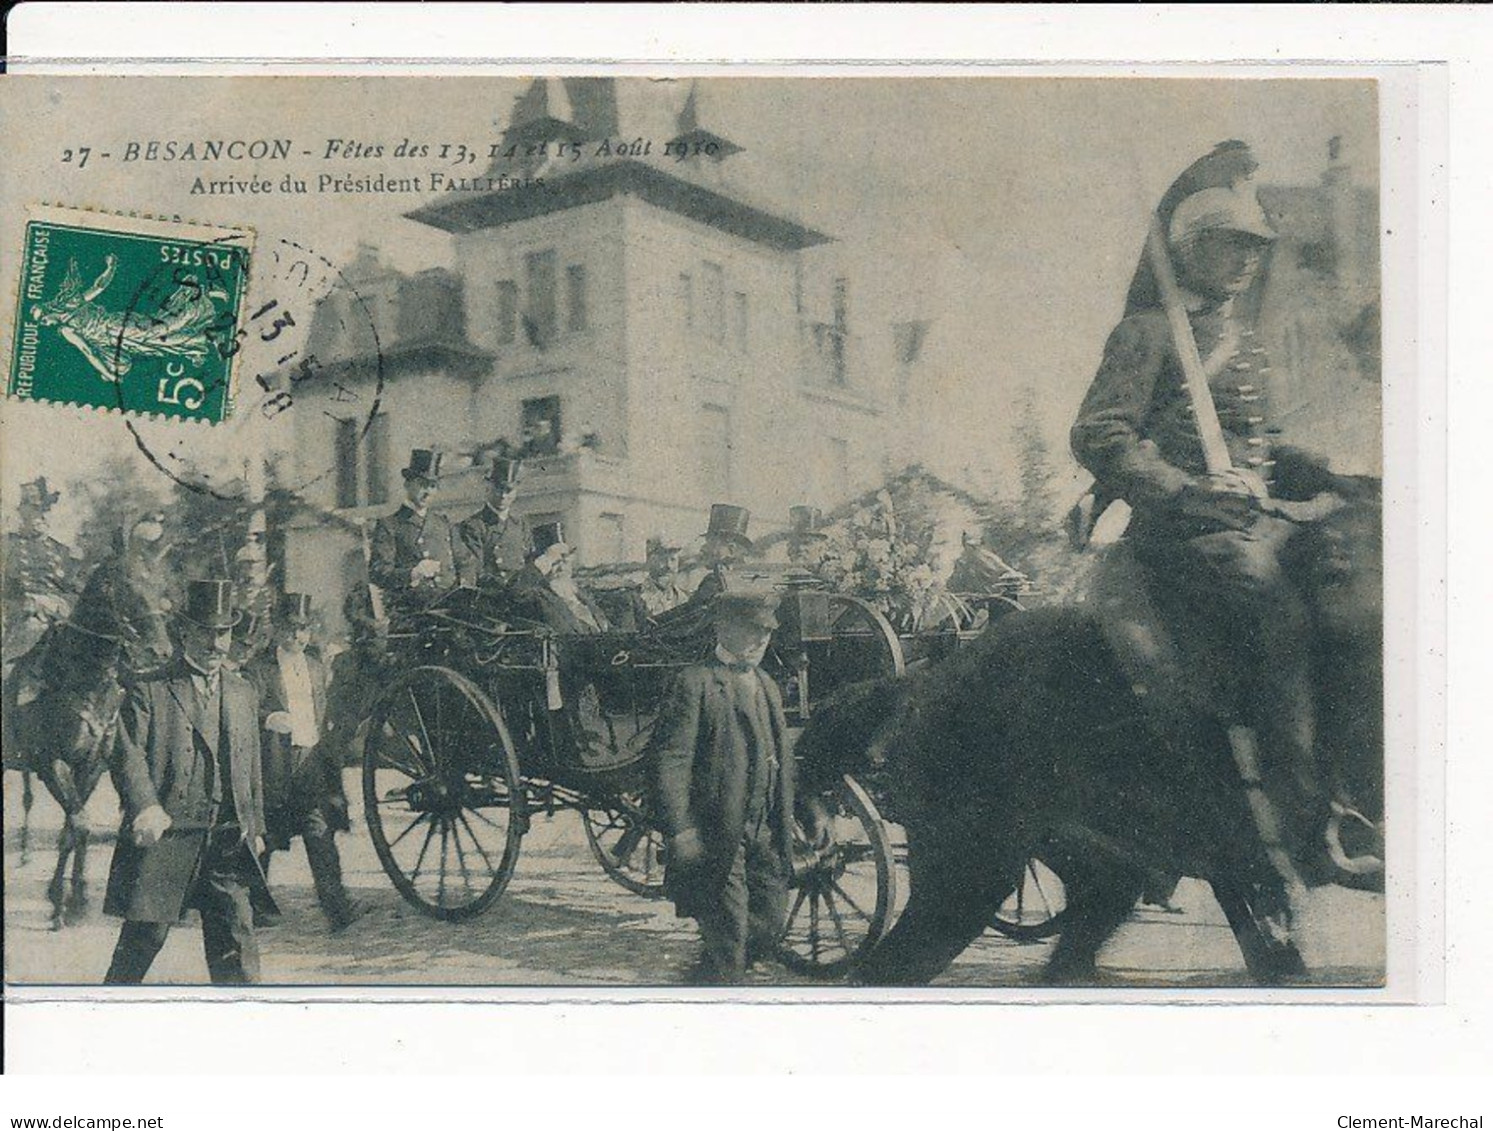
[
  {"left": 830, "top": 276, "right": 849, "bottom": 387},
  {"left": 495, "top": 280, "right": 517, "bottom": 345},
  {"left": 364, "top": 413, "right": 391, "bottom": 506},
  {"left": 521, "top": 395, "right": 563, "bottom": 456},
  {"left": 566, "top": 264, "right": 589, "bottom": 333},
  {"left": 678, "top": 272, "right": 694, "bottom": 329},
  {"left": 698, "top": 404, "right": 731, "bottom": 498},
  {"left": 732, "top": 291, "right": 748, "bottom": 353},
  {"left": 335, "top": 418, "right": 359, "bottom": 509},
  {"left": 820, "top": 436, "right": 850, "bottom": 506},
  {"left": 597, "top": 512, "right": 626, "bottom": 563},
  {"left": 702, "top": 262, "right": 725, "bottom": 342},
  {"left": 523, "top": 249, "right": 558, "bottom": 348}
]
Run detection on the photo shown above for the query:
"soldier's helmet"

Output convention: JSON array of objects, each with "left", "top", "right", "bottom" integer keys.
[{"left": 1168, "top": 184, "right": 1276, "bottom": 252}]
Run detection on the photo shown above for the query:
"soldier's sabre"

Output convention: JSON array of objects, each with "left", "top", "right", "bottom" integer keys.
[{"left": 1140, "top": 212, "right": 1237, "bottom": 479}]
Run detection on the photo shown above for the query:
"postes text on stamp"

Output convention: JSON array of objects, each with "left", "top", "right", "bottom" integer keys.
[{"left": 7, "top": 205, "right": 254, "bottom": 423}]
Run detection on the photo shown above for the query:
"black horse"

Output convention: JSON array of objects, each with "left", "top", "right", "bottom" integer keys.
[
  {"left": 3, "top": 537, "right": 170, "bottom": 929},
  {"left": 795, "top": 491, "right": 1384, "bottom": 986}
]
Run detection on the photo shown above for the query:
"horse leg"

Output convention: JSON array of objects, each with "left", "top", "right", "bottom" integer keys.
[
  {"left": 1211, "top": 876, "right": 1306, "bottom": 985},
  {"left": 46, "top": 821, "right": 74, "bottom": 931},
  {"left": 855, "top": 822, "right": 1015, "bottom": 986},
  {"left": 1043, "top": 861, "right": 1145, "bottom": 985},
  {"left": 62, "top": 759, "right": 108, "bottom": 925},
  {"left": 20, "top": 770, "right": 35, "bottom": 865}
]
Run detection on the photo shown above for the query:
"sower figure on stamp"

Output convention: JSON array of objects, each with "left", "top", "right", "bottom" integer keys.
[
  {"left": 1070, "top": 141, "right": 1349, "bottom": 884},
  {"left": 369, "top": 449, "right": 475, "bottom": 630},
  {"left": 651, "top": 588, "right": 797, "bottom": 985},
  {"left": 457, "top": 455, "right": 523, "bottom": 592},
  {"left": 102, "top": 579, "right": 273, "bottom": 985},
  {"left": 246, "top": 592, "right": 367, "bottom": 933}
]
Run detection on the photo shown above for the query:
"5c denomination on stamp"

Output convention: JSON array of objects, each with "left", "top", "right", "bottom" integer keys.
[{"left": 6, "top": 205, "right": 253, "bottom": 423}]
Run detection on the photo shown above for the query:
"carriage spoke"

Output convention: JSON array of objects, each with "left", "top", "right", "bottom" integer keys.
[
  {"left": 449, "top": 817, "right": 474, "bottom": 896},
  {"left": 823, "top": 888, "right": 853, "bottom": 956},
  {"left": 829, "top": 878, "right": 872, "bottom": 923},
  {"left": 466, "top": 804, "right": 511, "bottom": 832},
  {"left": 610, "top": 824, "right": 645, "bottom": 868},
  {"left": 408, "top": 690, "right": 437, "bottom": 769},
  {"left": 407, "top": 818, "right": 439, "bottom": 887},
  {"left": 810, "top": 891, "right": 822, "bottom": 961},
  {"left": 784, "top": 885, "right": 809, "bottom": 931},
  {"left": 456, "top": 811, "right": 500, "bottom": 875},
  {"left": 387, "top": 810, "right": 431, "bottom": 850},
  {"left": 436, "top": 819, "right": 450, "bottom": 907}
]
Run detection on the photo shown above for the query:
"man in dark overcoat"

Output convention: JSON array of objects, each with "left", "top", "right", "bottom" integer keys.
[
  {"left": 506, "top": 527, "right": 611, "bottom": 634},
  {"left": 369, "top": 449, "right": 474, "bottom": 619},
  {"left": 102, "top": 578, "right": 272, "bottom": 984},
  {"left": 651, "top": 589, "right": 797, "bottom": 984},
  {"left": 245, "top": 592, "right": 364, "bottom": 931},
  {"left": 457, "top": 455, "right": 523, "bottom": 591}
]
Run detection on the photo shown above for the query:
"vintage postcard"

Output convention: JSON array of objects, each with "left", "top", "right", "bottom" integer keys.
[{"left": 0, "top": 74, "right": 1401, "bottom": 995}]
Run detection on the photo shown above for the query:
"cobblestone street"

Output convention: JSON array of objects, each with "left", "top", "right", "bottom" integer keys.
[{"left": 3, "top": 771, "right": 1384, "bottom": 989}]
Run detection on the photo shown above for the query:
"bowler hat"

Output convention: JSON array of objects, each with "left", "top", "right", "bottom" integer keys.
[
  {"left": 712, "top": 587, "right": 780, "bottom": 631},
  {"left": 487, "top": 456, "right": 523, "bottom": 489},
  {"left": 178, "top": 579, "right": 241, "bottom": 630},
  {"left": 703, "top": 503, "right": 753, "bottom": 549},
  {"left": 401, "top": 449, "right": 444, "bottom": 482},
  {"left": 788, "top": 505, "right": 828, "bottom": 541},
  {"left": 276, "top": 592, "right": 314, "bottom": 626},
  {"left": 19, "top": 477, "right": 60, "bottom": 512}
]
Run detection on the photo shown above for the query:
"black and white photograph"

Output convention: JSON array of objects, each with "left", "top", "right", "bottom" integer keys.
[{"left": 0, "top": 71, "right": 1394, "bottom": 993}]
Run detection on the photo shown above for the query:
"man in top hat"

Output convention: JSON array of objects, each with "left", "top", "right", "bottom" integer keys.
[
  {"left": 507, "top": 524, "right": 611, "bottom": 634},
  {"left": 784, "top": 505, "right": 831, "bottom": 572},
  {"left": 458, "top": 455, "right": 523, "bottom": 591},
  {"left": 636, "top": 535, "right": 689, "bottom": 619},
  {"left": 369, "top": 449, "right": 476, "bottom": 615},
  {"left": 651, "top": 586, "right": 796, "bottom": 984},
  {"left": 245, "top": 592, "right": 365, "bottom": 932},
  {"left": 102, "top": 579, "right": 272, "bottom": 984},
  {"left": 1070, "top": 141, "right": 1346, "bottom": 879},
  {"left": 686, "top": 503, "right": 754, "bottom": 607},
  {"left": 3, "top": 476, "right": 82, "bottom": 665}
]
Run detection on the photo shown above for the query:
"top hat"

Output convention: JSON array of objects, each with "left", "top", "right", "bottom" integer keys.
[
  {"left": 788, "top": 505, "right": 829, "bottom": 541},
  {"left": 276, "top": 592, "right": 314, "bottom": 626},
  {"left": 401, "top": 449, "right": 444, "bottom": 482},
  {"left": 486, "top": 456, "right": 523, "bottom": 490},
  {"left": 712, "top": 586, "right": 780, "bottom": 631},
  {"left": 703, "top": 503, "right": 753, "bottom": 549},
  {"left": 178, "top": 579, "right": 242, "bottom": 630},
  {"left": 19, "top": 477, "right": 60, "bottom": 512},
  {"left": 646, "top": 535, "right": 682, "bottom": 559}
]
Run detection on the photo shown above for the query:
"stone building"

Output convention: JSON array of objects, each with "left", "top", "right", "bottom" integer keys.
[{"left": 281, "top": 78, "right": 899, "bottom": 630}]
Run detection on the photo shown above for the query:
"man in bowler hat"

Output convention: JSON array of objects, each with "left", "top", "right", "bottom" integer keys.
[
  {"left": 369, "top": 449, "right": 475, "bottom": 615},
  {"left": 651, "top": 588, "right": 796, "bottom": 984},
  {"left": 458, "top": 455, "right": 523, "bottom": 590},
  {"left": 102, "top": 579, "right": 271, "bottom": 984},
  {"left": 246, "top": 592, "right": 366, "bottom": 932}
]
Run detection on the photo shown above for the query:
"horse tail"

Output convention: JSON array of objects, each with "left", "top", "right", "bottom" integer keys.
[{"left": 796, "top": 676, "right": 909, "bottom": 790}]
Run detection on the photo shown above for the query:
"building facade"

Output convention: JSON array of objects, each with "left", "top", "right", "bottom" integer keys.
[{"left": 282, "top": 78, "right": 897, "bottom": 632}]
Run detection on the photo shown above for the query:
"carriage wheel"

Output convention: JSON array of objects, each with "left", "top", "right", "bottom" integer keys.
[
  {"left": 581, "top": 793, "right": 668, "bottom": 898},
  {"left": 989, "top": 856, "right": 1069, "bottom": 942},
  {"left": 776, "top": 773, "right": 897, "bottom": 978},
  {"left": 362, "top": 666, "right": 526, "bottom": 921}
]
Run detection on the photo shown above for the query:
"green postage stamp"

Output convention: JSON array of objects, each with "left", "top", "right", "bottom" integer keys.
[{"left": 6, "top": 205, "right": 254, "bottom": 423}]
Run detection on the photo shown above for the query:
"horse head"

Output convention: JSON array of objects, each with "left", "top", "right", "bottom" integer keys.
[
  {"left": 1284, "top": 481, "right": 1385, "bottom": 883},
  {"left": 109, "top": 557, "right": 173, "bottom": 670}
]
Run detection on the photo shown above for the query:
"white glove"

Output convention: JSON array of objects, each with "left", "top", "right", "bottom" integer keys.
[
  {"left": 264, "top": 711, "right": 293, "bottom": 735},
  {"left": 131, "top": 804, "right": 173, "bottom": 847}
]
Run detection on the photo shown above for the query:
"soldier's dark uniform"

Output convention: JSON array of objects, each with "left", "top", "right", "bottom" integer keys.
[
  {"left": 369, "top": 506, "right": 470, "bottom": 607},
  {"left": 1071, "top": 174, "right": 1337, "bottom": 870},
  {"left": 2, "top": 526, "right": 80, "bottom": 663},
  {"left": 457, "top": 503, "right": 520, "bottom": 591}
]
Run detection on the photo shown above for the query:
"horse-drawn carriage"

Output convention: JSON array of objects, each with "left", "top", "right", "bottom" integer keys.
[{"left": 356, "top": 569, "right": 1028, "bottom": 977}]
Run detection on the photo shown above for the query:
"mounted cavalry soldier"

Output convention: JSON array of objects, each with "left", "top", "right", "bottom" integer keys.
[
  {"left": 1071, "top": 141, "right": 1350, "bottom": 886},
  {"left": 458, "top": 455, "right": 523, "bottom": 591},
  {"left": 103, "top": 579, "right": 273, "bottom": 984},
  {"left": 369, "top": 449, "right": 476, "bottom": 623},
  {"left": 3, "top": 477, "right": 82, "bottom": 665}
]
